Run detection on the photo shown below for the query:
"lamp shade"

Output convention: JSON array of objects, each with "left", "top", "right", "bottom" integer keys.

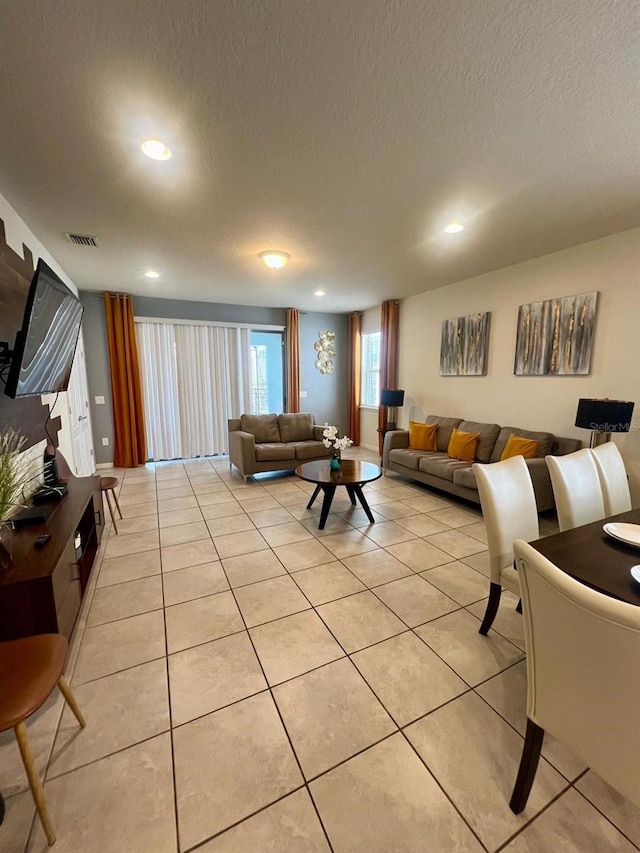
[
  {"left": 575, "top": 399, "right": 635, "bottom": 433},
  {"left": 380, "top": 389, "right": 405, "bottom": 408}
]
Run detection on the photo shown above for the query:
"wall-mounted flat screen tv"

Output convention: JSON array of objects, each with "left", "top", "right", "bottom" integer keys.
[{"left": 4, "top": 259, "right": 84, "bottom": 399}]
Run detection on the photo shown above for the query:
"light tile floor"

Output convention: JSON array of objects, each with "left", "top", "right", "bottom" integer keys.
[{"left": 2, "top": 448, "right": 639, "bottom": 852}]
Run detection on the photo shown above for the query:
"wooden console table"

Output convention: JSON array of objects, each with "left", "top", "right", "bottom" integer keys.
[{"left": 0, "top": 475, "right": 104, "bottom": 641}]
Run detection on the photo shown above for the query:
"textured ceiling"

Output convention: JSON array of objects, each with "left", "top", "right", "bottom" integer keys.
[{"left": 0, "top": 0, "right": 637, "bottom": 313}]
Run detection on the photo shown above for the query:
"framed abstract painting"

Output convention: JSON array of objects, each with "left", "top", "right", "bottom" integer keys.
[
  {"left": 440, "top": 312, "right": 490, "bottom": 376},
  {"left": 514, "top": 291, "right": 598, "bottom": 375}
]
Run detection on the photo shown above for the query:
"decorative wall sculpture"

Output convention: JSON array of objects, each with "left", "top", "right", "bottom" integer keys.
[
  {"left": 514, "top": 291, "right": 598, "bottom": 375},
  {"left": 314, "top": 330, "right": 335, "bottom": 374},
  {"left": 440, "top": 312, "right": 490, "bottom": 376}
]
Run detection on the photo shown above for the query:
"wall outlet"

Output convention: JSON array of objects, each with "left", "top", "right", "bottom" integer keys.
[
  {"left": 101, "top": 437, "right": 109, "bottom": 446},
  {"left": 95, "top": 395, "right": 105, "bottom": 405},
  {"left": 300, "top": 391, "right": 308, "bottom": 398}
]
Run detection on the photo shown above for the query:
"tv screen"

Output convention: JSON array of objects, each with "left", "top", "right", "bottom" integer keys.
[{"left": 4, "top": 259, "right": 84, "bottom": 399}]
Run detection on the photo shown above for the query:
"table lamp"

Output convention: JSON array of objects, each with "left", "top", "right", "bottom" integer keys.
[
  {"left": 380, "top": 389, "right": 405, "bottom": 430},
  {"left": 575, "top": 398, "right": 635, "bottom": 448}
]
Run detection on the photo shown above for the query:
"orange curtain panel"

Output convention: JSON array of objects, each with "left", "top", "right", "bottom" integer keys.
[
  {"left": 347, "top": 311, "right": 362, "bottom": 445},
  {"left": 104, "top": 293, "right": 147, "bottom": 467},
  {"left": 286, "top": 308, "right": 301, "bottom": 413},
  {"left": 378, "top": 300, "right": 400, "bottom": 453}
]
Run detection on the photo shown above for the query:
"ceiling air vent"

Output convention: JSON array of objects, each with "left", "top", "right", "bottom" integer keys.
[{"left": 65, "top": 232, "right": 100, "bottom": 247}]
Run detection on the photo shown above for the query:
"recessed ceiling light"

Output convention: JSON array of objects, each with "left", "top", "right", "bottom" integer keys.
[
  {"left": 144, "top": 269, "right": 160, "bottom": 279},
  {"left": 444, "top": 222, "right": 464, "bottom": 233},
  {"left": 141, "top": 139, "right": 172, "bottom": 161},
  {"left": 259, "top": 250, "right": 290, "bottom": 269},
  {"left": 314, "top": 289, "right": 326, "bottom": 297}
]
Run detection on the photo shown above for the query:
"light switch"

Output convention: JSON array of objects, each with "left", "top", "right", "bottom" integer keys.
[
  {"left": 300, "top": 391, "right": 308, "bottom": 398},
  {"left": 102, "top": 437, "right": 109, "bottom": 446},
  {"left": 95, "top": 395, "right": 105, "bottom": 405}
]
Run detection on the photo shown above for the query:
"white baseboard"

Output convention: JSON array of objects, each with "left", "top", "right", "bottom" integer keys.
[{"left": 95, "top": 462, "right": 115, "bottom": 470}]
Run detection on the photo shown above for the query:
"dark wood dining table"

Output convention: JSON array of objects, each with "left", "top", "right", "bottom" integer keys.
[{"left": 530, "top": 508, "right": 640, "bottom": 606}]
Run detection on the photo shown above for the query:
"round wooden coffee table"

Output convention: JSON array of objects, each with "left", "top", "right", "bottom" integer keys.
[{"left": 295, "top": 459, "right": 383, "bottom": 529}]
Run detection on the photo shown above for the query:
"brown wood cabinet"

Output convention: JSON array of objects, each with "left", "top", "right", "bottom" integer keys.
[{"left": 0, "top": 475, "right": 103, "bottom": 641}]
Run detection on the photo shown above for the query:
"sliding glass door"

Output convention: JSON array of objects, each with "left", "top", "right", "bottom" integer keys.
[
  {"left": 250, "top": 331, "right": 284, "bottom": 414},
  {"left": 136, "top": 320, "right": 285, "bottom": 461}
]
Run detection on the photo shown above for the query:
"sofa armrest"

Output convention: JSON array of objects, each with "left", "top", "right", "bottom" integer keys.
[
  {"left": 313, "top": 425, "right": 326, "bottom": 441},
  {"left": 228, "top": 429, "right": 257, "bottom": 476},
  {"left": 525, "top": 458, "right": 555, "bottom": 512},
  {"left": 383, "top": 430, "right": 409, "bottom": 468}
]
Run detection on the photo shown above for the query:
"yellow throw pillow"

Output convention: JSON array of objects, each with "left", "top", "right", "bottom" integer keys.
[
  {"left": 501, "top": 434, "right": 539, "bottom": 460},
  {"left": 409, "top": 421, "right": 438, "bottom": 451},
  {"left": 447, "top": 428, "right": 480, "bottom": 462}
]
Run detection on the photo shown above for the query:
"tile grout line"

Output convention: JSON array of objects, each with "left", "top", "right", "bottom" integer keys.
[{"left": 30, "top": 456, "right": 599, "bottom": 851}]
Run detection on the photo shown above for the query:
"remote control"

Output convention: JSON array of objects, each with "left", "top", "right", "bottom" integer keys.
[{"left": 34, "top": 534, "right": 52, "bottom": 549}]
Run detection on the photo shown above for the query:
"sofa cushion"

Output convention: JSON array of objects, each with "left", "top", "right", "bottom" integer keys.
[
  {"left": 447, "top": 429, "right": 480, "bottom": 462},
  {"left": 255, "top": 442, "right": 295, "bottom": 461},
  {"left": 278, "top": 413, "right": 314, "bottom": 443},
  {"left": 500, "top": 434, "right": 539, "bottom": 460},
  {"left": 241, "top": 414, "right": 280, "bottom": 443},
  {"left": 425, "top": 415, "right": 463, "bottom": 452},
  {"left": 409, "top": 421, "right": 438, "bottom": 451},
  {"left": 419, "top": 455, "right": 473, "bottom": 482},
  {"left": 458, "top": 420, "right": 501, "bottom": 463},
  {"left": 491, "top": 426, "right": 555, "bottom": 462},
  {"left": 389, "top": 448, "right": 439, "bottom": 471},
  {"left": 452, "top": 466, "right": 478, "bottom": 490},
  {"left": 291, "top": 440, "right": 331, "bottom": 460}
]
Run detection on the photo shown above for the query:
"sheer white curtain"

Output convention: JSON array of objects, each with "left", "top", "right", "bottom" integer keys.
[{"left": 136, "top": 321, "right": 251, "bottom": 460}]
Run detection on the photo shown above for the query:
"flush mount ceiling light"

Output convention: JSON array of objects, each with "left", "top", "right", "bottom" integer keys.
[
  {"left": 259, "top": 250, "right": 290, "bottom": 269},
  {"left": 144, "top": 269, "right": 160, "bottom": 279},
  {"left": 314, "top": 289, "right": 326, "bottom": 297},
  {"left": 444, "top": 222, "right": 465, "bottom": 233},
  {"left": 141, "top": 139, "right": 172, "bottom": 161}
]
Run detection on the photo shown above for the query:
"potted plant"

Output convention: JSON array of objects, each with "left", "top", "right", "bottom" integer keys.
[{"left": 0, "top": 429, "right": 29, "bottom": 569}]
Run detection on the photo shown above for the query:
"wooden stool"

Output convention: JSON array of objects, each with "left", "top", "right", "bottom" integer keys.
[
  {"left": 0, "top": 634, "right": 86, "bottom": 845},
  {"left": 100, "top": 476, "right": 123, "bottom": 534}
]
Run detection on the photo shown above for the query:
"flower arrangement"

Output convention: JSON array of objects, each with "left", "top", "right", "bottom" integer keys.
[{"left": 322, "top": 424, "right": 353, "bottom": 457}]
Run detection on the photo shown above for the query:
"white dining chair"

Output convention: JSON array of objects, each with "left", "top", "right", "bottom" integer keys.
[
  {"left": 473, "top": 455, "right": 539, "bottom": 635},
  {"left": 546, "top": 449, "right": 605, "bottom": 532},
  {"left": 510, "top": 539, "right": 640, "bottom": 813},
  {"left": 590, "top": 442, "right": 632, "bottom": 516}
]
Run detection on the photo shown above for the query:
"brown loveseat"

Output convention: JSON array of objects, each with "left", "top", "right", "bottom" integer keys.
[
  {"left": 228, "top": 413, "right": 332, "bottom": 481},
  {"left": 383, "top": 414, "right": 582, "bottom": 512}
]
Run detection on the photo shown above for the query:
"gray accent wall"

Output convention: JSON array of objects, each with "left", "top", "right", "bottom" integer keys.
[
  {"left": 135, "top": 297, "right": 286, "bottom": 326},
  {"left": 80, "top": 292, "right": 114, "bottom": 465},
  {"left": 80, "top": 292, "right": 348, "bottom": 463},
  {"left": 299, "top": 312, "right": 349, "bottom": 435}
]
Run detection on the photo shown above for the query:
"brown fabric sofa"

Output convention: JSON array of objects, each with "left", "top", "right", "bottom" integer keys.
[
  {"left": 382, "top": 414, "right": 582, "bottom": 512},
  {"left": 228, "top": 413, "right": 332, "bottom": 481}
]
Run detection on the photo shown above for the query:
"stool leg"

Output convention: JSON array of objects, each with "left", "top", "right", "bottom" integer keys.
[
  {"left": 105, "top": 490, "right": 118, "bottom": 534},
  {"left": 111, "top": 487, "right": 123, "bottom": 520},
  {"left": 58, "top": 676, "right": 86, "bottom": 728},
  {"left": 14, "top": 722, "right": 56, "bottom": 845}
]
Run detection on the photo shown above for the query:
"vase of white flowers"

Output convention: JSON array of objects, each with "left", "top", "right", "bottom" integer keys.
[
  {"left": 0, "top": 430, "right": 29, "bottom": 570},
  {"left": 322, "top": 425, "right": 353, "bottom": 470}
]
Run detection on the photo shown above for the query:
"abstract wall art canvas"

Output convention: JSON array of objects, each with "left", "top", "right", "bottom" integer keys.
[
  {"left": 440, "top": 312, "right": 490, "bottom": 376},
  {"left": 514, "top": 291, "right": 598, "bottom": 376}
]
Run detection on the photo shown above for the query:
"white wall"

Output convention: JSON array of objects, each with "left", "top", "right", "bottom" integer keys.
[
  {"left": 398, "top": 228, "right": 640, "bottom": 502},
  {"left": 0, "top": 191, "right": 91, "bottom": 469}
]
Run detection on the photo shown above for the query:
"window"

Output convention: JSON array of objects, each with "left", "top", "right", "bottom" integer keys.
[
  {"left": 250, "top": 331, "right": 284, "bottom": 414},
  {"left": 361, "top": 332, "right": 381, "bottom": 407}
]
